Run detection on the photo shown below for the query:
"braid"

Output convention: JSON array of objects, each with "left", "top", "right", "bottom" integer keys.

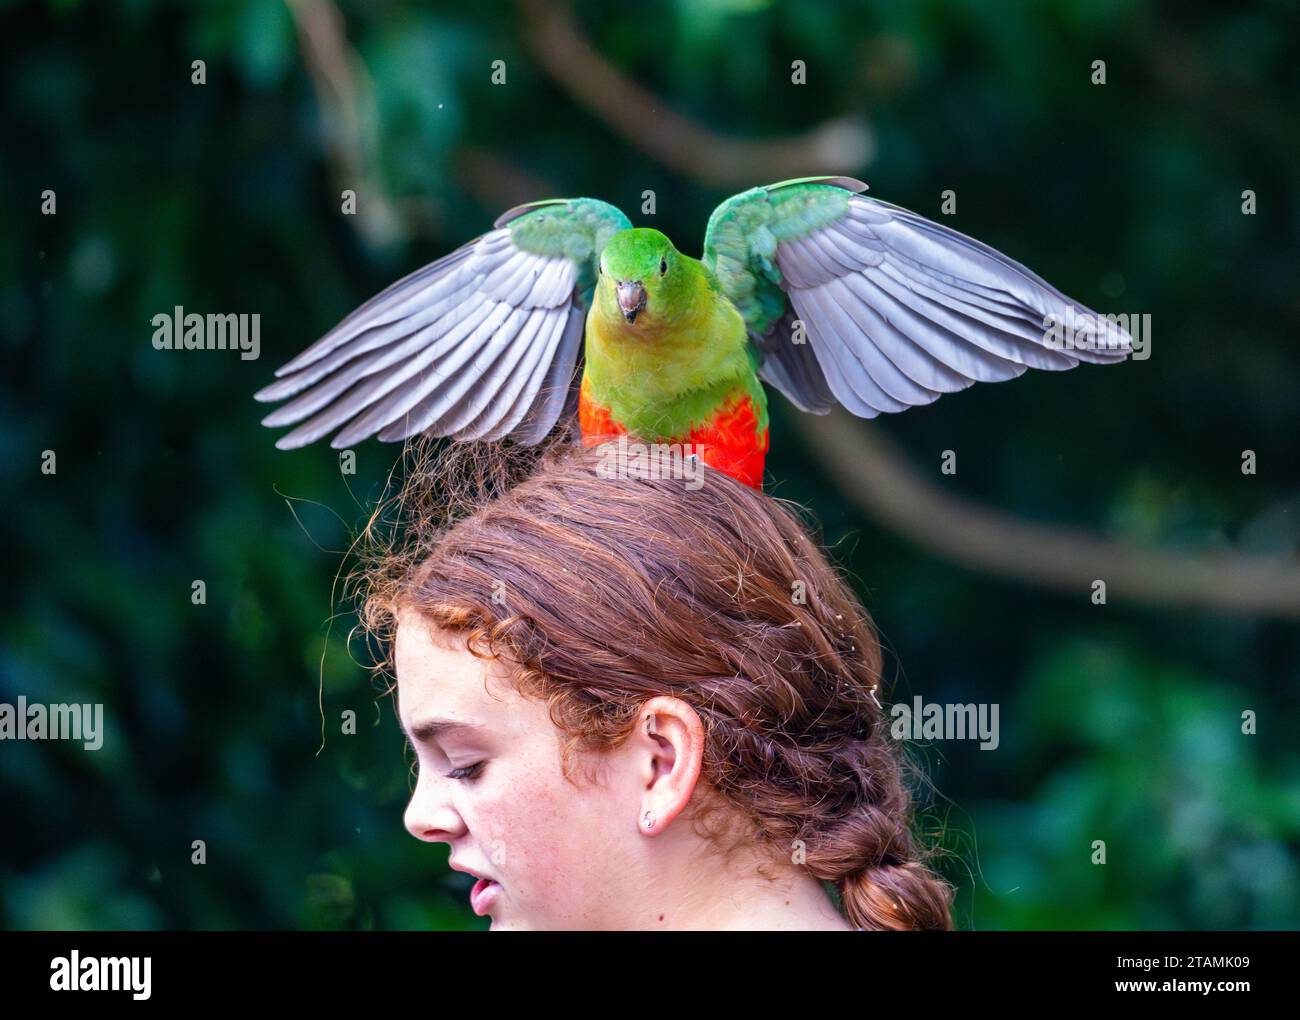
[
  {"left": 698, "top": 706, "right": 953, "bottom": 930},
  {"left": 839, "top": 862, "right": 955, "bottom": 931}
]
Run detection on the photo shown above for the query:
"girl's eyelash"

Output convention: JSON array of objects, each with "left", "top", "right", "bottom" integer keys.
[{"left": 445, "top": 762, "right": 484, "bottom": 782}]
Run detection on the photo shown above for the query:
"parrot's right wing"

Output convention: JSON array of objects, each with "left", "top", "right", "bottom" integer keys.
[{"left": 254, "top": 198, "right": 631, "bottom": 449}]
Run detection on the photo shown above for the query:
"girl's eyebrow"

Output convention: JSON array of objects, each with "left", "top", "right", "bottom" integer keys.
[{"left": 403, "top": 717, "right": 485, "bottom": 744}]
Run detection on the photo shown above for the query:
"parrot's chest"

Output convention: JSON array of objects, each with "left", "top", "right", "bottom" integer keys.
[
  {"left": 579, "top": 297, "right": 768, "bottom": 487},
  {"left": 578, "top": 375, "right": 768, "bottom": 489}
]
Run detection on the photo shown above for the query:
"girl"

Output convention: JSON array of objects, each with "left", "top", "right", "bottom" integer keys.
[{"left": 359, "top": 438, "right": 954, "bottom": 930}]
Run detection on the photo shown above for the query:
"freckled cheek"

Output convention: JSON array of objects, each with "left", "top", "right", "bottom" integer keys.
[{"left": 477, "top": 763, "right": 597, "bottom": 889}]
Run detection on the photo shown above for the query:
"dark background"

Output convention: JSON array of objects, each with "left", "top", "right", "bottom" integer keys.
[{"left": 2, "top": 0, "right": 1297, "bottom": 930}]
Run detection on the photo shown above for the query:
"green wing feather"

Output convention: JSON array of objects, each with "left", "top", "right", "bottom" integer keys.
[
  {"left": 702, "top": 176, "right": 866, "bottom": 337},
  {"left": 702, "top": 176, "right": 866, "bottom": 413},
  {"left": 498, "top": 197, "right": 632, "bottom": 308}
]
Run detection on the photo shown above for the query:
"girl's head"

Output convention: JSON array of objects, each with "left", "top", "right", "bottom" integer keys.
[{"left": 361, "top": 439, "right": 954, "bottom": 930}]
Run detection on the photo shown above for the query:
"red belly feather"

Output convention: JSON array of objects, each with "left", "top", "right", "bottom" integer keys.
[{"left": 578, "top": 378, "right": 768, "bottom": 490}]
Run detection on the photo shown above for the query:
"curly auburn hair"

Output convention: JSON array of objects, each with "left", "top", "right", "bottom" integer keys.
[{"left": 355, "top": 428, "right": 955, "bottom": 931}]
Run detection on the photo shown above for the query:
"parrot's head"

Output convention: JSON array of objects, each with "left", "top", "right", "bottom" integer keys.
[{"left": 596, "top": 228, "right": 698, "bottom": 331}]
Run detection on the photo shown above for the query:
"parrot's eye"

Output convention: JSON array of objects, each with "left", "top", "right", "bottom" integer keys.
[{"left": 659, "top": 257, "right": 668, "bottom": 275}]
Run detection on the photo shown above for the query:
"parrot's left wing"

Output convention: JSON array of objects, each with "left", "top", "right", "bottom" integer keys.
[
  {"left": 255, "top": 198, "right": 630, "bottom": 449},
  {"left": 702, "top": 176, "right": 1131, "bottom": 420}
]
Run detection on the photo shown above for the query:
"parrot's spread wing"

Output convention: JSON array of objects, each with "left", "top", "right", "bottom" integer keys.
[
  {"left": 702, "top": 177, "right": 1131, "bottom": 419},
  {"left": 254, "top": 198, "right": 631, "bottom": 449}
]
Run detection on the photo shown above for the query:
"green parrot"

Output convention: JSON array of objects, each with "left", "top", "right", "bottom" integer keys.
[{"left": 255, "top": 176, "right": 1130, "bottom": 488}]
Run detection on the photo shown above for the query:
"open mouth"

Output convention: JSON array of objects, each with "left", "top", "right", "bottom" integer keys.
[{"left": 470, "top": 877, "right": 501, "bottom": 916}]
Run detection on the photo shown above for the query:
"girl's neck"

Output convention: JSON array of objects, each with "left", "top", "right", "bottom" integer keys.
[{"left": 636, "top": 854, "right": 854, "bottom": 931}]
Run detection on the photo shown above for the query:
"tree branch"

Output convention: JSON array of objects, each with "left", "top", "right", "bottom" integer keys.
[
  {"left": 284, "top": 0, "right": 433, "bottom": 245},
  {"left": 792, "top": 409, "right": 1300, "bottom": 620},
  {"left": 516, "top": 0, "right": 874, "bottom": 187}
]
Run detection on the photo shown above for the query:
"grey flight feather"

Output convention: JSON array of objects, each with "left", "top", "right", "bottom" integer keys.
[
  {"left": 708, "top": 178, "right": 1131, "bottom": 422},
  {"left": 254, "top": 197, "right": 631, "bottom": 450}
]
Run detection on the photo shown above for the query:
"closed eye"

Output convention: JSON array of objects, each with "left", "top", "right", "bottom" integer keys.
[{"left": 445, "top": 762, "right": 485, "bottom": 782}]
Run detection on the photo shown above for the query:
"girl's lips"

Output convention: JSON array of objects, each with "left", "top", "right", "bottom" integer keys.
[{"left": 470, "top": 877, "right": 501, "bottom": 916}]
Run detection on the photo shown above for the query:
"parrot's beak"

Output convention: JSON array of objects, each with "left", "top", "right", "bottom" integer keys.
[{"left": 616, "top": 280, "right": 647, "bottom": 324}]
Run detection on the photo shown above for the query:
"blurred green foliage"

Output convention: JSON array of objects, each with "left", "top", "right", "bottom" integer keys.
[{"left": 1, "top": 0, "right": 1297, "bottom": 930}]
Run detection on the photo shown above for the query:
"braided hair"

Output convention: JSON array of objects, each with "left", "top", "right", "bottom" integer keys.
[{"left": 357, "top": 433, "right": 955, "bottom": 929}]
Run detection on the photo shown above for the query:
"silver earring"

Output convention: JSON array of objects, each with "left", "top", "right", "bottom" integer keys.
[{"left": 643, "top": 810, "right": 655, "bottom": 829}]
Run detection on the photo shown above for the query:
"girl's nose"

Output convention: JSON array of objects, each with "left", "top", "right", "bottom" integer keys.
[{"left": 404, "top": 771, "right": 465, "bottom": 842}]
